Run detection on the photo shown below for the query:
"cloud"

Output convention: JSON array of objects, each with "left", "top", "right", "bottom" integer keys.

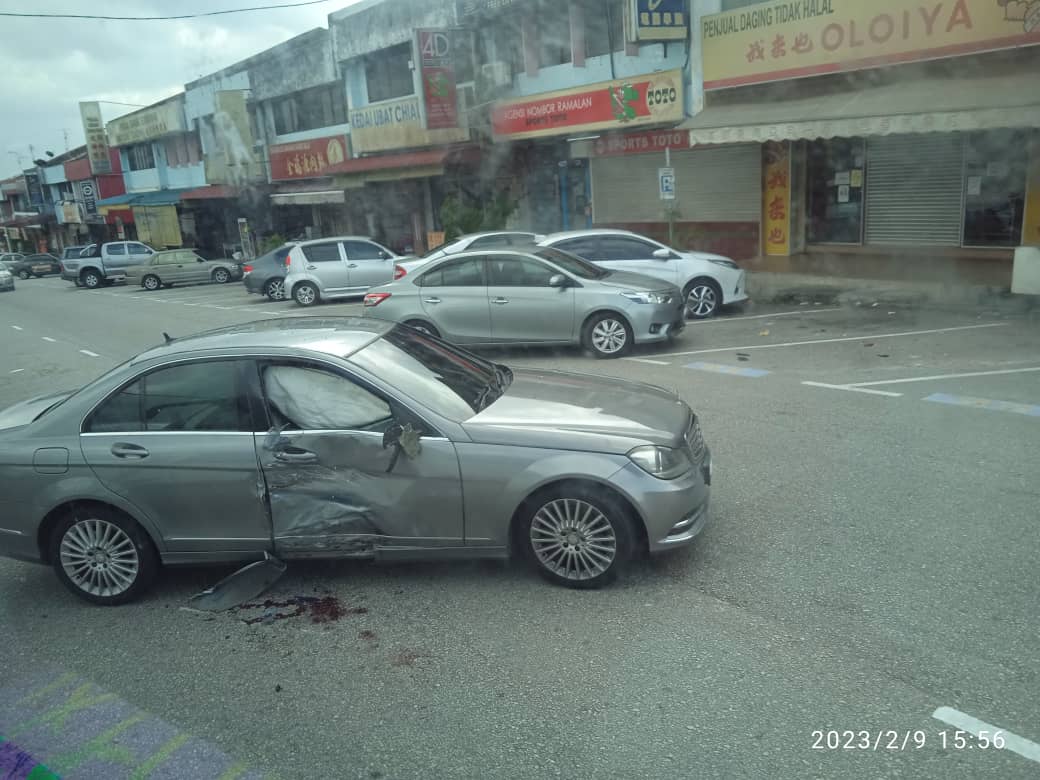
[{"left": 0, "top": 0, "right": 351, "bottom": 175}]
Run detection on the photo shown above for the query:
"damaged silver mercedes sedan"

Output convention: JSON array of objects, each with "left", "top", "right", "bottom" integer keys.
[{"left": 0, "top": 318, "right": 711, "bottom": 604}]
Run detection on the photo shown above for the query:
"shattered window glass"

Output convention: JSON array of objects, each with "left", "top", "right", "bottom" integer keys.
[{"left": 262, "top": 364, "right": 392, "bottom": 431}]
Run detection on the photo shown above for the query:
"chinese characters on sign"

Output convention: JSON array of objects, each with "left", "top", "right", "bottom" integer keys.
[
  {"left": 269, "top": 135, "right": 348, "bottom": 181},
  {"left": 79, "top": 102, "right": 112, "bottom": 176},
  {"left": 702, "top": 0, "right": 1040, "bottom": 89},
  {"left": 763, "top": 141, "right": 791, "bottom": 256},
  {"left": 417, "top": 29, "right": 459, "bottom": 130},
  {"left": 630, "top": 0, "right": 688, "bottom": 41}
]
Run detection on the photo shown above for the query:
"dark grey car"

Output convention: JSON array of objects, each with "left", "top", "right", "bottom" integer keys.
[
  {"left": 242, "top": 244, "right": 295, "bottom": 301},
  {"left": 0, "top": 318, "right": 711, "bottom": 604}
]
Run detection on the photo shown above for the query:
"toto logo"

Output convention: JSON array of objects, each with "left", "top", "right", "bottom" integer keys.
[{"left": 646, "top": 77, "right": 679, "bottom": 114}]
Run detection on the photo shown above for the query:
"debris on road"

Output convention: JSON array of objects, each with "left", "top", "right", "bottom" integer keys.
[{"left": 189, "top": 553, "right": 287, "bottom": 611}]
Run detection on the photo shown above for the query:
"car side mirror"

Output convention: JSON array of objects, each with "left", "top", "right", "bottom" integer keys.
[
  {"left": 652, "top": 248, "right": 672, "bottom": 260},
  {"left": 548, "top": 274, "right": 568, "bottom": 288}
]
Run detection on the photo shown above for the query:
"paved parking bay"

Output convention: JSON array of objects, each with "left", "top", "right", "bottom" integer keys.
[{"left": 2, "top": 276, "right": 1039, "bottom": 779}]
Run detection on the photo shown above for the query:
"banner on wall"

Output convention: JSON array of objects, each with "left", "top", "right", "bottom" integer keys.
[
  {"left": 107, "top": 98, "right": 186, "bottom": 147},
  {"left": 268, "top": 135, "right": 349, "bottom": 181},
  {"left": 763, "top": 141, "right": 791, "bottom": 256},
  {"left": 205, "top": 91, "right": 259, "bottom": 185},
  {"left": 702, "top": 0, "right": 1040, "bottom": 90},
  {"left": 79, "top": 102, "right": 112, "bottom": 175},
  {"left": 417, "top": 29, "right": 459, "bottom": 130},
  {"left": 133, "top": 205, "right": 182, "bottom": 248},
  {"left": 349, "top": 96, "right": 469, "bottom": 154}
]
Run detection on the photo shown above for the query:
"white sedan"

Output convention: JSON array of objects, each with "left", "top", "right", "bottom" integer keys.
[
  {"left": 393, "top": 231, "right": 545, "bottom": 282},
  {"left": 540, "top": 229, "right": 747, "bottom": 319}
]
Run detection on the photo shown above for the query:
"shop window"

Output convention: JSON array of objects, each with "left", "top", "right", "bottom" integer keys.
[
  {"left": 962, "top": 130, "right": 1027, "bottom": 248},
  {"left": 366, "top": 43, "right": 415, "bottom": 103},
  {"left": 584, "top": 0, "right": 624, "bottom": 58},
  {"left": 538, "top": 1, "right": 572, "bottom": 67},
  {"left": 272, "top": 85, "right": 347, "bottom": 136},
  {"left": 127, "top": 143, "right": 155, "bottom": 171},
  {"left": 806, "top": 138, "right": 865, "bottom": 244}
]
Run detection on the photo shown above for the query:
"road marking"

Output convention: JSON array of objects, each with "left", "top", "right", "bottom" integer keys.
[
  {"left": 654, "top": 322, "right": 1008, "bottom": 358},
  {"left": 79, "top": 349, "right": 100, "bottom": 357},
  {"left": 923, "top": 393, "right": 1040, "bottom": 417},
  {"left": 41, "top": 336, "right": 56, "bottom": 343},
  {"left": 802, "top": 381, "right": 903, "bottom": 397},
  {"left": 848, "top": 366, "right": 1040, "bottom": 387},
  {"left": 182, "top": 302, "right": 200, "bottom": 306},
  {"left": 625, "top": 357, "right": 671, "bottom": 365},
  {"left": 932, "top": 707, "right": 1040, "bottom": 764},
  {"left": 689, "top": 307, "right": 842, "bottom": 324},
  {"left": 11, "top": 325, "right": 23, "bottom": 330},
  {"left": 686, "top": 361, "right": 770, "bottom": 378},
  {"left": 10, "top": 368, "right": 24, "bottom": 373}
]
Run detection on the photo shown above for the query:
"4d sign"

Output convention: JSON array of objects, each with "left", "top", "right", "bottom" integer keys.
[
  {"left": 417, "top": 29, "right": 459, "bottom": 130},
  {"left": 492, "top": 70, "right": 684, "bottom": 141}
]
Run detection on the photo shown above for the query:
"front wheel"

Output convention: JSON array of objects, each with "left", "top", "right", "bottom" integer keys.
[
  {"left": 264, "top": 277, "right": 286, "bottom": 301},
  {"left": 81, "top": 270, "right": 102, "bottom": 289},
  {"left": 521, "top": 485, "right": 635, "bottom": 589},
  {"left": 49, "top": 506, "right": 159, "bottom": 605},
  {"left": 293, "top": 281, "right": 320, "bottom": 307},
  {"left": 17, "top": 270, "right": 30, "bottom": 280},
  {"left": 212, "top": 267, "right": 231, "bottom": 284},
  {"left": 684, "top": 279, "right": 722, "bottom": 319},
  {"left": 142, "top": 274, "right": 161, "bottom": 292},
  {"left": 582, "top": 313, "right": 633, "bottom": 359}
]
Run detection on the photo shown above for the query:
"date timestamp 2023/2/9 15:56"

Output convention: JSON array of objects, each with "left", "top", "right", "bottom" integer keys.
[{"left": 812, "top": 729, "right": 1007, "bottom": 751}]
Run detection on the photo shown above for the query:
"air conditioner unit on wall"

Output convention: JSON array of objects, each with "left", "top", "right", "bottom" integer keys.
[{"left": 481, "top": 61, "right": 511, "bottom": 88}]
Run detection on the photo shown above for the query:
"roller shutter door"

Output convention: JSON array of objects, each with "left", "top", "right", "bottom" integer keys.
[
  {"left": 864, "top": 134, "right": 964, "bottom": 246},
  {"left": 591, "top": 144, "right": 760, "bottom": 224}
]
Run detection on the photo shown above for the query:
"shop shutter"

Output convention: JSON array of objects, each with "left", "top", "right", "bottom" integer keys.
[
  {"left": 591, "top": 145, "right": 760, "bottom": 224},
  {"left": 864, "top": 134, "right": 964, "bottom": 246}
]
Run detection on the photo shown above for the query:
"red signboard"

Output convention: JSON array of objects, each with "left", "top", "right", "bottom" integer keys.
[
  {"left": 418, "top": 30, "right": 459, "bottom": 130},
  {"left": 491, "top": 70, "right": 683, "bottom": 141},
  {"left": 269, "top": 135, "right": 349, "bottom": 181},
  {"left": 593, "top": 129, "right": 689, "bottom": 157}
]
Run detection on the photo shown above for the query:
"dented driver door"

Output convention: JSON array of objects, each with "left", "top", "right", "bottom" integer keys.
[{"left": 254, "top": 362, "right": 466, "bottom": 557}]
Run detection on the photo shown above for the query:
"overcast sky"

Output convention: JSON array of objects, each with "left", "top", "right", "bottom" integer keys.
[{"left": 0, "top": 0, "right": 360, "bottom": 178}]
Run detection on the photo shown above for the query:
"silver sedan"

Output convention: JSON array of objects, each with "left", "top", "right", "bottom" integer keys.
[
  {"left": 0, "top": 318, "right": 711, "bottom": 604},
  {"left": 363, "top": 246, "right": 685, "bottom": 358}
]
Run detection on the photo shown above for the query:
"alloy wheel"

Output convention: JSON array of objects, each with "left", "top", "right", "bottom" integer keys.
[
  {"left": 214, "top": 268, "right": 230, "bottom": 283},
  {"left": 686, "top": 284, "right": 718, "bottom": 318},
  {"left": 59, "top": 518, "right": 140, "bottom": 598},
  {"left": 530, "top": 498, "right": 617, "bottom": 581},
  {"left": 294, "top": 284, "right": 317, "bottom": 306},
  {"left": 591, "top": 318, "right": 628, "bottom": 355},
  {"left": 143, "top": 275, "right": 160, "bottom": 291},
  {"left": 82, "top": 272, "right": 101, "bottom": 289},
  {"left": 18, "top": 270, "right": 29, "bottom": 280},
  {"left": 265, "top": 278, "right": 286, "bottom": 300}
]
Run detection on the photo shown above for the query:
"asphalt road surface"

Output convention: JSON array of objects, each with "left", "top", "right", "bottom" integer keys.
[{"left": 2, "top": 276, "right": 1039, "bottom": 779}]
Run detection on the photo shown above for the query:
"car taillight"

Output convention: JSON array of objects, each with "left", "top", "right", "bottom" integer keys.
[
  {"left": 364, "top": 292, "right": 391, "bottom": 307},
  {"left": 393, "top": 265, "right": 406, "bottom": 280},
  {"left": 242, "top": 264, "right": 253, "bottom": 273},
  {"left": 284, "top": 256, "right": 291, "bottom": 267}
]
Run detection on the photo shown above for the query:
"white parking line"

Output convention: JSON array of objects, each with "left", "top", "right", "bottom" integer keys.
[
  {"left": 41, "top": 336, "right": 56, "bottom": 342},
  {"left": 689, "top": 307, "right": 842, "bottom": 324},
  {"left": 625, "top": 357, "right": 671, "bottom": 365},
  {"left": 848, "top": 366, "right": 1040, "bottom": 387},
  {"left": 79, "top": 349, "right": 100, "bottom": 357},
  {"left": 654, "top": 323, "right": 1008, "bottom": 358},
  {"left": 11, "top": 325, "right": 23, "bottom": 330},
  {"left": 9, "top": 368, "right": 24, "bottom": 373},
  {"left": 802, "top": 381, "right": 903, "bottom": 398},
  {"left": 932, "top": 706, "right": 1040, "bottom": 764}
]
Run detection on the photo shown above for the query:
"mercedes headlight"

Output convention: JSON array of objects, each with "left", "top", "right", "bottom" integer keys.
[
  {"left": 620, "top": 290, "right": 668, "bottom": 304},
  {"left": 628, "top": 445, "right": 692, "bottom": 480}
]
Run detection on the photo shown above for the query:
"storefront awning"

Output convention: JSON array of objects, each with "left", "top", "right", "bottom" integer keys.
[
  {"left": 328, "top": 145, "right": 481, "bottom": 186},
  {"left": 96, "top": 188, "right": 194, "bottom": 208},
  {"left": 270, "top": 185, "right": 346, "bottom": 206},
  {"left": 180, "top": 185, "right": 237, "bottom": 200},
  {"left": 681, "top": 72, "right": 1040, "bottom": 146},
  {"left": 96, "top": 193, "right": 136, "bottom": 208}
]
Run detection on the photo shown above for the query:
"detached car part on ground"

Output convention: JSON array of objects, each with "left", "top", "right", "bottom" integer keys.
[
  {"left": 363, "top": 246, "right": 685, "bottom": 359},
  {"left": 0, "top": 317, "right": 710, "bottom": 605}
]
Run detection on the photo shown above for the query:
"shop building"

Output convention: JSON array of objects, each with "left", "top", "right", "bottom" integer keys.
[
  {"left": 686, "top": 0, "right": 1040, "bottom": 279},
  {"left": 39, "top": 147, "right": 126, "bottom": 251},
  {"left": 0, "top": 176, "right": 36, "bottom": 252}
]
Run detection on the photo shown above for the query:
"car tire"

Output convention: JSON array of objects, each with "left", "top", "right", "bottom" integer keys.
[
  {"left": 404, "top": 320, "right": 440, "bottom": 338},
  {"left": 265, "top": 277, "right": 286, "bottom": 301},
  {"left": 142, "top": 275, "right": 161, "bottom": 292},
  {"left": 582, "top": 313, "right": 633, "bottom": 359},
  {"left": 81, "top": 270, "right": 102, "bottom": 289},
  {"left": 520, "top": 483, "right": 636, "bottom": 590},
  {"left": 17, "top": 269, "right": 30, "bottom": 280},
  {"left": 49, "top": 505, "right": 159, "bottom": 606},
  {"left": 683, "top": 279, "right": 722, "bottom": 319},
  {"left": 212, "top": 268, "right": 231, "bottom": 284},
  {"left": 293, "top": 282, "right": 320, "bottom": 307}
]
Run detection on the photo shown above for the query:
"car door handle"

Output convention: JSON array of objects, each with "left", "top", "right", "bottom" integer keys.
[
  {"left": 422, "top": 297, "right": 441, "bottom": 304},
  {"left": 274, "top": 448, "right": 318, "bottom": 464},
  {"left": 306, "top": 265, "right": 317, "bottom": 270},
  {"left": 492, "top": 297, "right": 509, "bottom": 305},
  {"left": 347, "top": 263, "right": 358, "bottom": 268},
  {"left": 111, "top": 443, "right": 149, "bottom": 459}
]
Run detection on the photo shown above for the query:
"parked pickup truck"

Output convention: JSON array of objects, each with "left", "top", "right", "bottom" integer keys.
[{"left": 61, "top": 241, "right": 155, "bottom": 288}]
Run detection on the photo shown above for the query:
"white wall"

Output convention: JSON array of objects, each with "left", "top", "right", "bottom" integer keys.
[
  {"left": 166, "top": 163, "right": 206, "bottom": 189},
  {"left": 185, "top": 70, "right": 250, "bottom": 123},
  {"left": 125, "top": 169, "right": 160, "bottom": 192}
]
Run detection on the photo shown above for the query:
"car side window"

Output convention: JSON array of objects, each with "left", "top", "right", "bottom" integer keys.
[
  {"left": 420, "top": 257, "right": 485, "bottom": 287},
  {"left": 486, "top": 256, "right": 555, "bottom": 287},
  {"left": 555, "top": 237, "right": 603, "bottom": 261},
  {"left": 85, "top": 361, "right": 254, "bottom": 433},
  {"left": 106, "top": 244, "right": 126, "bottom": 256},
  {"left": 261, "top": 364, "right": 392, "bottom": 432},
  {"left": 302, "top": 242, "right": 342, "bottom": 263},
  {"left": 597, "top": 237, "right": 660, "bottom": 261},
  {"left": 343, "top": 240, "right": 387, "bottom": 260},
  {"left": 128, "top": 243, "right": 151, "bottom": 255}
]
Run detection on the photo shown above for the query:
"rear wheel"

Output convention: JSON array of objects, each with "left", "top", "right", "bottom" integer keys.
[
  {"left": 49, "top": 506, "right": 159, "bottom": 605},
  {"left": 264, "top": 277, "right": 286, "bottom": 301},
  {"left": 293, "top": 281, "right": 320, "bottom": 307},
  {"left": 582, "top": 313, "right": 632, "bottom": 359},
  {"left": 683, "top": 279, "right": 722, "bottom": 319},
  {"left": 142, "top": 274, "right": 161, "bottom": 292},
  {"left": 521, "top": 484, "right": 635, "bottom": 589},
  {"left": 404, "top": 320, "right": 440, "bottom": 338},
  {"left": 17, "top": 269, "right": 30, "bottom": 280},
  {"left": 81, "top": 269, "right": 102, "bottom": 289},
  {"left": 212, "top": 267, "right": 231, "bottom": 284}
]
